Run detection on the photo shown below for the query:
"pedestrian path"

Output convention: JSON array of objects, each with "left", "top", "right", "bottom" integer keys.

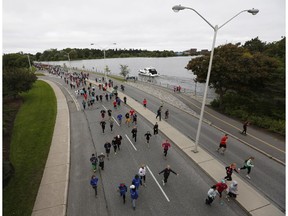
[{"left": 32, "top": 80, "right": 70, "bottom": 216}]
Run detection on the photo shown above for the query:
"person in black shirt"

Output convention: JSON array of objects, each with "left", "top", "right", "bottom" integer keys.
[{"left": 158, "top": 165, "right": 179, "bottom": 186}]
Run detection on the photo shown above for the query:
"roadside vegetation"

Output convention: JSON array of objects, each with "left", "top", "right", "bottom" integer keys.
[{"left": 186, "top": 37, "right": 285, "bottom": 135}]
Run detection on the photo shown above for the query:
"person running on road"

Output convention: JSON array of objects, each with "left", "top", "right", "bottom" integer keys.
[
  {"left": 144, "top": 131, "right": 152, "bottom": 144},
  {"left": 138, "top": 164, "right": 147, "bottom": 186},
  {"left": 118, "top": 183, "right": 128, "bottom": 204},
  {"left": 115, "top": 135, "right": 123, "bottom": 150},
  {"left": 90, "top": 153, "right": 98, "bottom": 172},
  {"left": 109, "top": 118, "right": 114, "bottom": 132},
  {"left": 132, "top": 113, "right": 137, "bottom": 125},
  {"left": 215, "top": 179, "right": 228, "bottom": 204},
  {"left": 100, "top": 120, "right": 106, "bottom": 133},
  {"left": 107, "top": 109, "right": 112, "bottom": 120},
  {"left": 239, "top": 156, "right": 254, "bottom": 179},
  {"left": 124, "top": 96, "right": 127, "bottom": 104},
  {"left": 117, "top": 113, "right": 123, "bottom": 125},
  {"left": 156, "top": 106, "right": 163, "bottom": 121},
  {"left": 90, "top": 175, "right": 99, "bottom": 197},
  {"left": 104, "top": 142, "right": 111, "bottom": 159},
  {"left": 217, "top": 134, "right": 228, "bottom": 154},
  {"left": 82, "top": 100, "right": 86, "bottom": 110},
  {"left": 226, "top": 180, "right": 238, "bottom": 201},
  {"left": 241, "top": 121, "right": 249, "bottom": 135},
  {"left": 153, "top": 122, "right": 159, "bottom": 135},
  {"left": 125, "top": 112, "right": 131, "bottom": 127},
  {"left": 100, "top": 109, "right": 106, "bottom": 119},
  {"left": 162, "top": 140, "right": 171, "bottom": 158},
  {"left": 143, "top": 98, "right": 147, "bottom": 109},
  {"left": 131, "top": 126, "right": 137, "bottom": 142},
  {"left": 205, "top": 185, "right": 219, "bottom": 205},
  {"left": 159, "top": 165, "right": 178, "bottom": 186},
  {"left": 132, "top": 174, "right": 142, "bottom": 190},
  {"left": 112, "top": 138, "right": 118, "bottom": 155},
  {"left": 224, "top": 163, "right": 239, "bottom": 181},
  {"left": 98, "top": 153, "right": 106, "bottom": 170},
  {"left": 165, "top": 109, "right": 169, "bottom": 120},
  {"left": 130, "top": 185, "right": 138, "bottom": 210}
]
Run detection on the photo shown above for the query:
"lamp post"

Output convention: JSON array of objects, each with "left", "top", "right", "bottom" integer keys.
[
  {"left": 62, "top": 50, "right": 75, "bottom": 73},
  {"left": 90, "top": 42, "right": 117, "bottom": 82},
  {"left": 27, "top": 54, "right": 32, "bottom": 72},
  {"left": 172, "top": 5, "right": 259, "bottom": 153}
]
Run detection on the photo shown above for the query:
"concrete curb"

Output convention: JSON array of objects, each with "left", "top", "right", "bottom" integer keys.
[{"left": 32, "top": 80, "right": 70, "bottom": 216}]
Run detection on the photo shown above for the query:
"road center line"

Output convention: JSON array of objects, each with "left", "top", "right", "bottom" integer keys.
[
  {"left": 102, "top": 105, "right": 107, "bottom": 110},
  {"left": 146, "top": 165, "right": 170, "bottom": 202},
  {"left": 125, "top": 134, "right": 137, "bottom": 151},
  {"left": 112, "top": 116, "right": 120, "bottom": 126}
]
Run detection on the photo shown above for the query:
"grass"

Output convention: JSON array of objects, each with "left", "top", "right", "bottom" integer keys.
[{"left": 3, "top": 80, "right": 57, "bottom": 216}]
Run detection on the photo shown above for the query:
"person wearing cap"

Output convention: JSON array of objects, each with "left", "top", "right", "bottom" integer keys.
[
  {"left": 158, "top": 165, "right": 179, "bottom": 186},
  {"left": 130, "top": 184, "right": 139, "bottom": 210},
  {"left": 226, "top": 180, "right": 239, "bottom": 201},
  {"left": 118, "top": 183, "right": 127, "bottom": 204},
  {"left": 215, "top": 179, "right": 228, "bottom": 201},
  {"left": 98, "top": 153, "right": 106, "bottom": 170}
]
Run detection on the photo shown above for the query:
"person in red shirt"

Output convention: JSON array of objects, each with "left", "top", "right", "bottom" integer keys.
[
  {"left": 143, "top": 99, "right": 147, "bottom": 109},
  {"left": 217, "top": 134, "right": 228, "bottom": 154},
  {"left": 162, "top": 140, "right": 171, "bottom": 158},
  {"left": 215, "top": 179, "right": 228, "bottom": 198}
]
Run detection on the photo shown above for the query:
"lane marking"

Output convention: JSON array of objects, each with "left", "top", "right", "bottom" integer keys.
[
  {"left": 146, "top": 165, "right": 170, "bottom": 202},
  {"left": 55, "top": 81, "right": 80, "bottom": 111},
  {"left": 125, "top": 134, "right": 137, "bottom": 151},
  {"left": 102, "top": 105, "right": 107, "bottom": 110},
  {"left": 178, "top": 94, "right": 285, "bottom": 154},
  {"left": 112, "top": 116, "right": 120, "bottom": 126}
]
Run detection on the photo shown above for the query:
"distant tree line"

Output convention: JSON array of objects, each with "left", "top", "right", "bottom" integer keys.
[
  {"left": 186, "top": 37, "right": 285, "bottom": 135},
  {"left": 34, "top": 48, "right": 176, "bottom": 62}
]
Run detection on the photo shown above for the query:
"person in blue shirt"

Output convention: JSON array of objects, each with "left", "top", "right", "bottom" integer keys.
[
  {"left": 118, "top": 183, "right": 128, "bottom": 204},
  {"left": 90, "top": 175, "right": 98, "bottom": 197},
  {"left": 117, "top": 114, "right": 123, "bottom": 125},
  {"left": 132, "top": 174, "right": 142, "bottom": 190},
  {"left": 130, "top": 185, "right": 139, "bottom": 210}
]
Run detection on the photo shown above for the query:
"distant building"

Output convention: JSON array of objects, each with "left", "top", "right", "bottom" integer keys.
[
  {"left": 182, "top": 48, "right": 198, "bottom": 56},
  {"left": 200, "top": 49, "right": 210, "bottom": 55}
]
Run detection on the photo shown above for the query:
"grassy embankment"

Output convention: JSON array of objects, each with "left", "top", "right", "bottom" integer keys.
[{"left": 3, "top": 80, "right": 57, "bottom": 216}]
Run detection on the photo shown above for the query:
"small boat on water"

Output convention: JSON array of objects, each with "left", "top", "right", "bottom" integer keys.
[{"left": 138, "top": 67, "right": 160, "bottom": 77}]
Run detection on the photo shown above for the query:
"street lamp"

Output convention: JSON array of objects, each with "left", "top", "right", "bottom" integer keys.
[
  {"left": 62, "top": 50, "right": 75, "bottom": 73},
  {"left": 172, "top": 5, "right": 259, "bottom": 153},
  {"left": 27, "top": 54, "right": 32, "bottom": 72},
  {"left": 90, "top": 42, "right": 117, "bottom": 82}
]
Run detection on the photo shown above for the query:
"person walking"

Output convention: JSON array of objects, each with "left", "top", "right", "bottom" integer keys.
[
  {"left": 143, "top": 98, "right": 147, "bottom": 108},
  {"left": 130, "top": 185, "right": 139, "bottom": 210},
  {"left": 162, "top": 140, "right": 171, "bottom": 158},
  {"left": 215, "top": 179, "right": 228, "bottom": 204},
  {"left": 158, "top": 165, "right": 179, "bottom": 186},
  {"left": 153, "top": 122, "right": 159, "bottom": 135},
  {"left": 132, "top": 113, "right": 137, "bottom": 125},
  {"left": 90, "top": 175, "right": 99, "bottom": 197},
  {"left": 100, "top": 109, "right": 106, "bottom": 119},
  {"left": 100, "top": 120, "right": 106, "bottom": 133},
  {"left": 118, "top": 183, "right": 128, "bottom": 204},
  {"left": 165, "top": 109, "right": 169, "bottom": 120},
  {"left": 226, "top": 180, "right": 238, "bottom": 201},
  {"left": 112, "top": 138, "right": 118, "bottom": 155},
  {"left": 82, "top": 100, "right": 86, "bottom": 110},
  {"left": 224, "top": 163, "right": 239, "bottom": 181},
  {"left": 131, "top": 126, "right": 137, "bottom": 142},
  {"left": 144, "top": 131, "right": 152, "bottom": 145},
  {"left": 104, "top": 142, "right": 111, "bottom": 160},
  {"left": 109, "top": 118, "right": 114, "bottom": 132},
  {"left": 205, "top": 185, "right": 219, "bottom": 205},
  {"left": 156, "top": 106, "right": 162, "bottom": 121},
  {"left": 239, "top": 156, "right": 254, "bottom": 179},
  {"left": 115, "top": 135, "right": 123, "bottom": 150},
  {"left": 241, "top": 121, "right": 249, "bottom": 135},
  {"left": 117, "top": 113, "right": 123, "bottom": 125},
  {"left": 138, "top": 164, "right": 147, "bottom": 186},
  {"left": 98, "top": 153, "right": 106, "bottom": 170},
  {"left": 107, "top": 109, "right": 112, "bottom": 120},
  {"left": 90, "top": 153, "right": 98, "bottom": 172},
  {"left": 132, "top": 174, "right": 142, "bottom": 190},
  {"left": 125, "top": 112, "right": 131, "bottom": 127},
  {"left": 217, "top": 134, "right": 228, "bottom": 154},
  {"left": 124, "top": 96, "right": 127, "bottom": 104}
]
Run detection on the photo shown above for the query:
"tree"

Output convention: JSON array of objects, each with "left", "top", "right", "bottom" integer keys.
[{"left": 119, "top": 64, "right": 130, "bottom": 78}]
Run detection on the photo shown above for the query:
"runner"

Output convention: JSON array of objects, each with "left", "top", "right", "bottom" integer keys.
[
  {"left": 82, "top": 100, "right": 86, "bottom": 110},
  {"left": 239, "top": 156, "right": 254, "bottom": 179},
  {"left": 226, "top": 180, "right": 238, "bottom": 201},
  {"left": 100, "top": 120, "right": 106, "bottom": 133},
  {"left": 131, "top": 126, "right": 137, "bottom": 142},
  {"left": 112, "top": 138, "right": 118, "bottom": 155},
  {"left": 143, "top": 98, "right": 147, "bottom": 108},
  {"left": 153, "top": 122, "right": 159, "bottom": 135},
  {"left": 124, "top": 96, "right": 127, "bottom": 104},
  {"left": 117, "top": 113, "right": 123, "bottom": 125},
  {"left": 216, "top": 134, "right": 228, "bottom": 154},
  {"left": 224, "top": 163, "right": 239, "bottom": 181},
  {"left": 215, "top": 179, "right": 228, "bottom": 204},
  {"left": 205, "top": 185, "right": 219, "bottom": 205},
  {"left": 125, "top": 112, "right": 131, "bottom": 127},
  {"left": 132, "top": 174, "right": 142, "bottom": 190},
  {"left": 109, "top": 118, "right": 114, "bottom": 132},
  {"left": 118, "top": 183, "right": 128, "bottom": 204},
  {"left": 107, "top": 109, "right": 112, "bottom": 120},
  {"left": 156, "top": 106, "right": 162, "bottom": 121},
  {"left": 130, "top": 185, "right": 139, "bottom": 210},
  {"left": 241, "top": 121, "right": 249, "bottom": 135},
  {"left": 162, "top": 140, "right": 171, "bottom": 158},
  {"left": 158, "top": 165, "right": 179, "bottom": 186},
  {"left": 98, "top": 153, "right": 106, "bottom": 170},
  {"left": 90, "top": 175, "right": 99, "bottom": 197},
  {"left": 165, "top": 109, "right": 169, "bottom": 119},
  {"left": 138, "top": 164, "right": 147, "bottom": 186},
  {"left": 100, "top": 109, "right": 106, "bottom": 119},
  {"left": 115, "top": 135, "right": 123, "bottom": 150},
  {"left": 132, "top": 113, "right": 137, "bottom": 125},
  {"left": 144, "top": 131, "right": 152, "bottom": 146},
  {"left": 104, "top": 142, "right": 111, "bottom": 160},
  {"left": 90, "top": 153, "right": 98, "bottom": 172}
]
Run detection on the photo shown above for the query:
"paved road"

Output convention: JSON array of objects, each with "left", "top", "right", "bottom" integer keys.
[{"left": 45, "top": 74, "right": 248, "bottom": 216}]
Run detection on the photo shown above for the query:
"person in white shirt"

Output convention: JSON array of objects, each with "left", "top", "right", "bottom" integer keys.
[{"left": 138, "top": 164, "right": 147, "bottom": 186}]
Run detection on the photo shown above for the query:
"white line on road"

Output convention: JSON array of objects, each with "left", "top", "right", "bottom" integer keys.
[
  {"left": 55, "top": 81, "right": 80, "bottom": 111},
  {"left": 112, "top": 116, "right": 120, "bottom": 126},
  {"left": 102, "top": 105, "right": 107, "bottom": 110},
  {"left": 125, "top": 134, "right": 137, "bottom": 151},
  {"left": 146, "top": 165, "right": 170, "bottom": 202}
]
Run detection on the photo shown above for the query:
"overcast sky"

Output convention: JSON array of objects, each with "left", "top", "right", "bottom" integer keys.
[{"left": 2, "top": 0, "right": 286, "bottom": 54}]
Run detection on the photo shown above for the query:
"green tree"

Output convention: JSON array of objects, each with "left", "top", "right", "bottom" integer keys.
[{"left": 119, "top": 64, "right": 130, "bottom": 78}]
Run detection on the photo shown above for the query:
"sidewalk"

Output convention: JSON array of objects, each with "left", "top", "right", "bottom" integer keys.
[{"left": 32, "top": 80, "right": 70, "bottom": 216}]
